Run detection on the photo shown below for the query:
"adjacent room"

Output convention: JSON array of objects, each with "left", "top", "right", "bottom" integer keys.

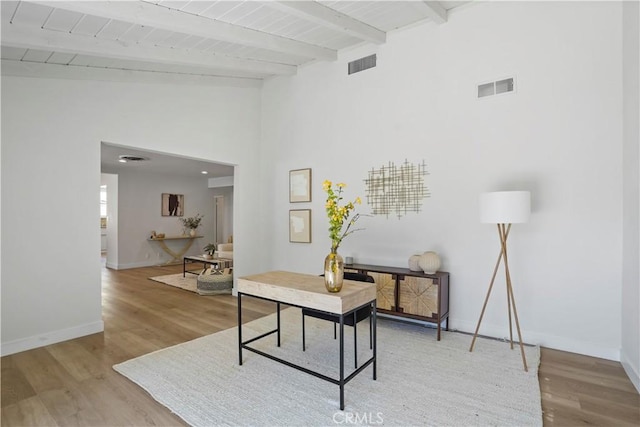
[
  {"left": 99, "top": 143, "right": 235, "bottom": 269},
  {"left": 1, "top": 1, "right": 638, "bottom": 426}
]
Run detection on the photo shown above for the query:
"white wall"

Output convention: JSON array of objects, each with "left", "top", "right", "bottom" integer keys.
[
  {"left": 261, "top": 1, "right": 624, "bottom": 360},
  {"left": 621, "top": 0, "right": 640, "bottom": 392},
  {"left": 101, "top": 168, "right": 217, "bottom": 268},
  {"left": 1, "top": 77, "right": 261, "bottom": 355}
]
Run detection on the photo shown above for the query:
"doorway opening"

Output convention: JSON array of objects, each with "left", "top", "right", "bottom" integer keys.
[{"left": 100, "top": 141, "right": 234, "bottom": 270}]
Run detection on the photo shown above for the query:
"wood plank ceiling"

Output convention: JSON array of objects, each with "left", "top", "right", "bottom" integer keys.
[{"left": 1, "top": 1, "right": 469, "bottom": 86}]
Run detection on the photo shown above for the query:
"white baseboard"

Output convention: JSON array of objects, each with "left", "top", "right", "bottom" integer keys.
[
  {"left": 111, "top": 260, "right": 165, "bottom": 270},
  {"left": 451, "top": 317, "right": 620, "bottom": 361},
  {"left": 1, "top": 321, "right": 104, "bottom": 357},
  {"left": 621, "top": 350, "right": 640, "bottom": 393}
]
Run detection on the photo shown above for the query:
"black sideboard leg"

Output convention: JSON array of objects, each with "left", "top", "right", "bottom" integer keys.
[{"left": 373, "top": 300, "right": 377, "bottom": 381}]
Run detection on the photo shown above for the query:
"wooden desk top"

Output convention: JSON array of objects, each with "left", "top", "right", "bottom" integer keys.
[{"left": 238, "top": 271, "right": 376, "bottom": 315}]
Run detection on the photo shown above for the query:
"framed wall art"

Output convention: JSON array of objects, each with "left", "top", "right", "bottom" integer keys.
[
  {"left": 161, "top": 193, "right": 184, "bottom": 217},
  {"left": 289, "top": 168, "right": 312, "bottom": 203},
  {"left": 364, "top": 160, "right": 430, "bottom": 219},
  {"left": 289, "top": 209, "right": 311, "bottom": 243}
]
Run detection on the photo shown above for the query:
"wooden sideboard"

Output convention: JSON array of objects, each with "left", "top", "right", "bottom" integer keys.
[{"left": 345, "top": 263, "right": 450, "bottom": 340}]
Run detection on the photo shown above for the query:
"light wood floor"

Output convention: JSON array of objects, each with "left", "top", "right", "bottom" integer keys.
[{"left": 2, "top": 263, "right": 639, "bottom": 426}]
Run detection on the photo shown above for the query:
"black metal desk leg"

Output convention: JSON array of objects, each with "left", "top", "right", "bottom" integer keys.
[
  {"left": 183, "top": 257, "right": 186, "bottom": 277},
  {"left": 277, "top": 302, "right": 281, "bottom": 347},
  {"left": 340, "top": 314, "right": 345, "bottom": 410},
  {"left": 353, "top": 311, "right": 358, "bottom": 369},
  {"left": 372, "top": 300, "right": 377, "bottom": 380},
  {"left": 302, "top": 312, "right": 306, "bottom": 351},
  {"left": 238, "top": 292, "right": 243, "bottom": 365}
]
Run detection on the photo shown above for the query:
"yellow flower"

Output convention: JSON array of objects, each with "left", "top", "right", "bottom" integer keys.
[{"left": 323, "top": 179, "right": 364, "bottom": 252}]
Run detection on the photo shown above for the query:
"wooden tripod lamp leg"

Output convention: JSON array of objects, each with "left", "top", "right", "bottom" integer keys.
[
  {"left": 501, "top": 224, "right": 528, "bottom": 372},
  {"left": 469, "top": 253, "right": 501, "bottom": 352},
  {"left": 470, "top": 225, "right": 511, "bottom": 352},
  {"left": 503, "top": 253, "right": 528, "bottom": 371},
  {"left": 472, "top": 223, "right": 530, "bottom": 373},
  {"left": 499, "top": 224, "right": 515, "bottom": 349}
]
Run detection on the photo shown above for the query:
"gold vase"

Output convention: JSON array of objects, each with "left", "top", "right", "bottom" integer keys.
[{"left": 324, "top": 250, "right": 344, "bottom": 292}]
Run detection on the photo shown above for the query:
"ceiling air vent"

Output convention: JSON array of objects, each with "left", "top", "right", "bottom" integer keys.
[
  {"left": 478, "top": 77, "right": 515, "bottom": 98},
  {"left": 348, "top": 54, "right": 376, "bottom": 75},
  {"left": 119, "top": 154, "right": 150, "bottom": 162}
]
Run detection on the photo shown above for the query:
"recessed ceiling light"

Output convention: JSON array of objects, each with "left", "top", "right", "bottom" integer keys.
[
  {"left": 119, "top": 154, "right": 150, "bottom": 162},
  {"left": 201, "top": 171, "right": 208, "bottom": 174}
]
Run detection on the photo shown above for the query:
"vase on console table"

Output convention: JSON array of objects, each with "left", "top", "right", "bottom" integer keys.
[
  {"left": 324, "top": 249, "right": 344, "bottom": 293},
  {"left": 419, "top": 251, "right": 441, "bottom": 274},
  {"left": 189, "top": 229, "right": 196, "bottom": 237}
]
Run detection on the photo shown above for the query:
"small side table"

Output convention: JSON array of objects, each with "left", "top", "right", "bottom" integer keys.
[{"left": 183, "top": 255, "right": 233, "bottom": 277}]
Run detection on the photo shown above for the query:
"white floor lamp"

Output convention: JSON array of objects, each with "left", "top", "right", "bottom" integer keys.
[{"left": 469, "top": 191, "right": 531, "bottom": 372}]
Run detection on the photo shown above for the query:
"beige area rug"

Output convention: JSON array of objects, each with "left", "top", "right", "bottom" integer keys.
[
  {"left": 149, "top": 273, "right": 199, "bottom": 293},
  {"left": 113, "top": 308, "right": 542, "bottom": 426}
]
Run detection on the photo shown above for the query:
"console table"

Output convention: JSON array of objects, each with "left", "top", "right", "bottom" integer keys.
[
  {"left": 346, "top": 263, "right": 450, "bottom": 340},
  {"left": 148, "top": 235, "right": 203, "bottom": 264},
  {"left": 237, "top": 271, "right": 377, "bottom": 410}
]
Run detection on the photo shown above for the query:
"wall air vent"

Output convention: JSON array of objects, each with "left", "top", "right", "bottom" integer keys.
[
  {"left": 477, "top": 77, "right": 515, "bottom": 98},
  {"left": 348, "top": 54, "right": 376, "bottom": 75},
  {"left": 119, "top": 154, "right": 150, "bottom": 162}
]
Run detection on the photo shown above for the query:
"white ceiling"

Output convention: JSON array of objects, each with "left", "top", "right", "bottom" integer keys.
[
  {"left": 6, "top": 1, "right": 470, "bottom": 176},
  {"left": 101, "top": 142, "right": 235, "bottom": 177},
  {"left": 1, "top": 1, "right": 470, "bottom": 86}
]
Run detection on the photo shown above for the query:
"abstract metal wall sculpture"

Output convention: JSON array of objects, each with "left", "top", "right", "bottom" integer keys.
[{"left": 364, "top": 160, "right": 430, "bottom": 219}]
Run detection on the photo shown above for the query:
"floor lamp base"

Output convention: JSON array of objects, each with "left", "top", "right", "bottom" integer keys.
[{"left": 469, "top": 223, "right": 528, "bottom": 372}]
